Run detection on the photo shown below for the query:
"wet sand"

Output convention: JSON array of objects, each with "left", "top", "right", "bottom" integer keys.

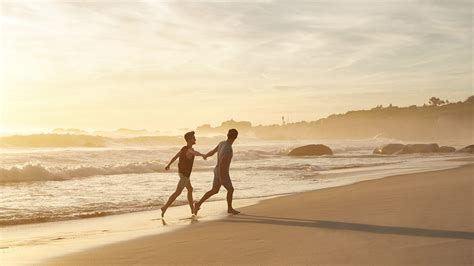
[{"left": 47, "top": 164, "right": 473, "bottom": 265}]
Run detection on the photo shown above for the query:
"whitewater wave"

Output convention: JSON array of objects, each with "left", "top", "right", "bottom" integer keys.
[
  {"left": 0, "top": 211, "right": 115, "bottom": 226},
  {"left": 233, "top": 149, "right": 275, "bottom": 160},
  {"left": 329, "top": 154, "right": 398, "bottom": 159},
  {"left": 0, "top": 161, "right": 168, "bottom": 183},
  {"left": 330, "top": 162, "right": 398, "bottom": 170},
  {"left": 239, "top": 164, "right": 324, "bottom": 172},
  {"left": 238, "top": 162, "right": 397, "bottom": 172},
  {"left": 0, "top": 206, "right": 155, "bottom": 226}
]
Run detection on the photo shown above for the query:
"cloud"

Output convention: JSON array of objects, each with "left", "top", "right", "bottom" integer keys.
[{"left": 1, "top": 0, "right": 472, "bottom": 130}]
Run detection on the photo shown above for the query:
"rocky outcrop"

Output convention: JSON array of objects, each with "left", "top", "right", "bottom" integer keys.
[
  {"left": 373, "top": 143, "right": 457, "bottom": 155},
  {"left": 399, "top": 144, "right": 439, "bottom": 154},
  {"left": 373, "top": 144, "right": 404, "bottom": 155},
  {"left": 288, "top": 144, "right": 333, "bottom": 156},
  {"left": 457, "top": 145, "right": 474, "bottom": 153},
  {"left": 439, "top": 146, "right": 456, "bottom": 153}
]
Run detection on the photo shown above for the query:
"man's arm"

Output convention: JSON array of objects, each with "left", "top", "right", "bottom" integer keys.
[
  {"left": 186, "top": 148, "right": 206, "bottom": 159},
  {"left": 165, "top": 150, "right": 181, "bottom": 170},
  {"left": 204, "top": 145, "right": 219, "bottom": 159}
]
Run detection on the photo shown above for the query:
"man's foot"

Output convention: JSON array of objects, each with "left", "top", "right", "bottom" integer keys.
[
  {"left": 227, "top": 208, "right": 240, "bottom": 215},
  {"left": 161, "top": 207, "right": 166, "bottom": 218},
  {"left": 193, "top": 202, "right": 201, "bottom": 215}
]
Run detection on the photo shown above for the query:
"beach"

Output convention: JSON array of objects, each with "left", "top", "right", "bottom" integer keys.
[
  {"left": 3, "top": 0, "right": 473, "bottom": 265},
  {"left": 45, "top": 163, "right": 473, "bottom": 265}
]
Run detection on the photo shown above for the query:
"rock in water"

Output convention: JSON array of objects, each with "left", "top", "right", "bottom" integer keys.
[
  {"left": 439, "top": 146, "right": 456, "bottom": 153},
  {"left": 399, "top": 144, "right": 439, "bottom": 154},
  {"left": 374, "top": 143, "right": 448, "bottom": 154},
  {"left": 373, "top": 144, "right": 405, "bottom": 155},
  {"left": 457, "top": 145, "right": 474, "bottom": 153},
  {"left": 288, "top": 144, "right": 333, "bottom": 156}
]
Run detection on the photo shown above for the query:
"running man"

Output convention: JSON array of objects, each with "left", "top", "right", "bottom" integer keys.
[
  {"left": 194, "top": 129, "right": 240, "bottom": 215},
  {"left": 161, "top": 131, "right": 205, "bottom": 217}
]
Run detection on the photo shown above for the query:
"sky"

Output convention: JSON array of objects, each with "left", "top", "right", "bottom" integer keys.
[{"left": 0, "top": 0, "right": 472, "bottom": 134}]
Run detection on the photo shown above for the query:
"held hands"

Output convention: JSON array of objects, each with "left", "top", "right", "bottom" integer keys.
[{"left": 202, "top": 154, "right": 208, "bottom": 160}]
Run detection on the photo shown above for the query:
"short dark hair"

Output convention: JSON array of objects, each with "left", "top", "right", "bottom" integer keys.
[
  {"left": 227, "top": 128, "right": 238, "bottom": 139},
  {"left": 184, "top": 131, "right": 195, "bottom": 142}
]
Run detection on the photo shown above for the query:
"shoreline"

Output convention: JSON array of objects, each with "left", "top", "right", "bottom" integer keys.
[
  {"left": 1, "top": 158, "right": 472, "bottom": 265},
  {"left": 46, "top": 162, "right": 474, "bottom": 265},
  {"left": 2, "top": 154, "right": 469, "bottom": 227},
  {"left": 0, "top": 197, "right": 267, "bottom": 265}
]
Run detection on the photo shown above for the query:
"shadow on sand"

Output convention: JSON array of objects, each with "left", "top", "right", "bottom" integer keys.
[{"left": 225, "top": 214, "right": 474, "bottom": 240}]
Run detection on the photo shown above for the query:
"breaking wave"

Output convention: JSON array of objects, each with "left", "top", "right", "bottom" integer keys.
[
  {"left": 0, "top": 161, "right": 167, "bottom": 183},
  {"left": 0, "top": 201, "right": 164, "bottom": 226}
]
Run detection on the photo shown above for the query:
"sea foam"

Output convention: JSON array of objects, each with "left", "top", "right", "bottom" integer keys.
[{"left": 0, "top": 161, "right": 167, "bottom": 183}]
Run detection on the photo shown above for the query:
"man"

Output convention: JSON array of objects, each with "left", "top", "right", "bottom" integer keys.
[
  {"left": 161, "top": 131, "right": 205, "bottom": 218},
  {"left": 194, "top": 129, "right": 240, "bottom": 215}
]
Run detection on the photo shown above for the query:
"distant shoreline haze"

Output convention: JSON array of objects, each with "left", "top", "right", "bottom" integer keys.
[{"left": 1, "top": 96, "right": 472, "bottom": 147}]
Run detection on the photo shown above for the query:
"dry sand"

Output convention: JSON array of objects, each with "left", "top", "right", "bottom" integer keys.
[{"left": 47, "top": 164, "right": 473, "bottom": 265}]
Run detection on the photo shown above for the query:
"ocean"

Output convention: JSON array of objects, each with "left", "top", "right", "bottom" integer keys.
[{"left": 0, "top": 138, "right": 470, "bottom": 227}]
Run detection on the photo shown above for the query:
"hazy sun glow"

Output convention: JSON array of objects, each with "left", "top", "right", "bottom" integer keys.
[{"left": 1, "top": 0, "right": 472, "bottom": 133}]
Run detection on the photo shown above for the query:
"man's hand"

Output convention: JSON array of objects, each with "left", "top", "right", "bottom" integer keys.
[
  {"left": 165, "top": 165, "right": 170, "bottom": 171},
  {"left": 202, "top": 155, "right": 207, "bottom": 160}
]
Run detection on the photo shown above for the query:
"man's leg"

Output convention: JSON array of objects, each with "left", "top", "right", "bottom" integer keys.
[
  {"left": 222, "top": 177, "right": 239, "bottom": 214},
  {"left": 185, "top": 181, "right": 194, "bottom": 214},
  {"left": 194, "top": 182, "right": 220, "bottom": 215},
  {"left": 161, "top": 178, "right": 186, "bottom": 217}
]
